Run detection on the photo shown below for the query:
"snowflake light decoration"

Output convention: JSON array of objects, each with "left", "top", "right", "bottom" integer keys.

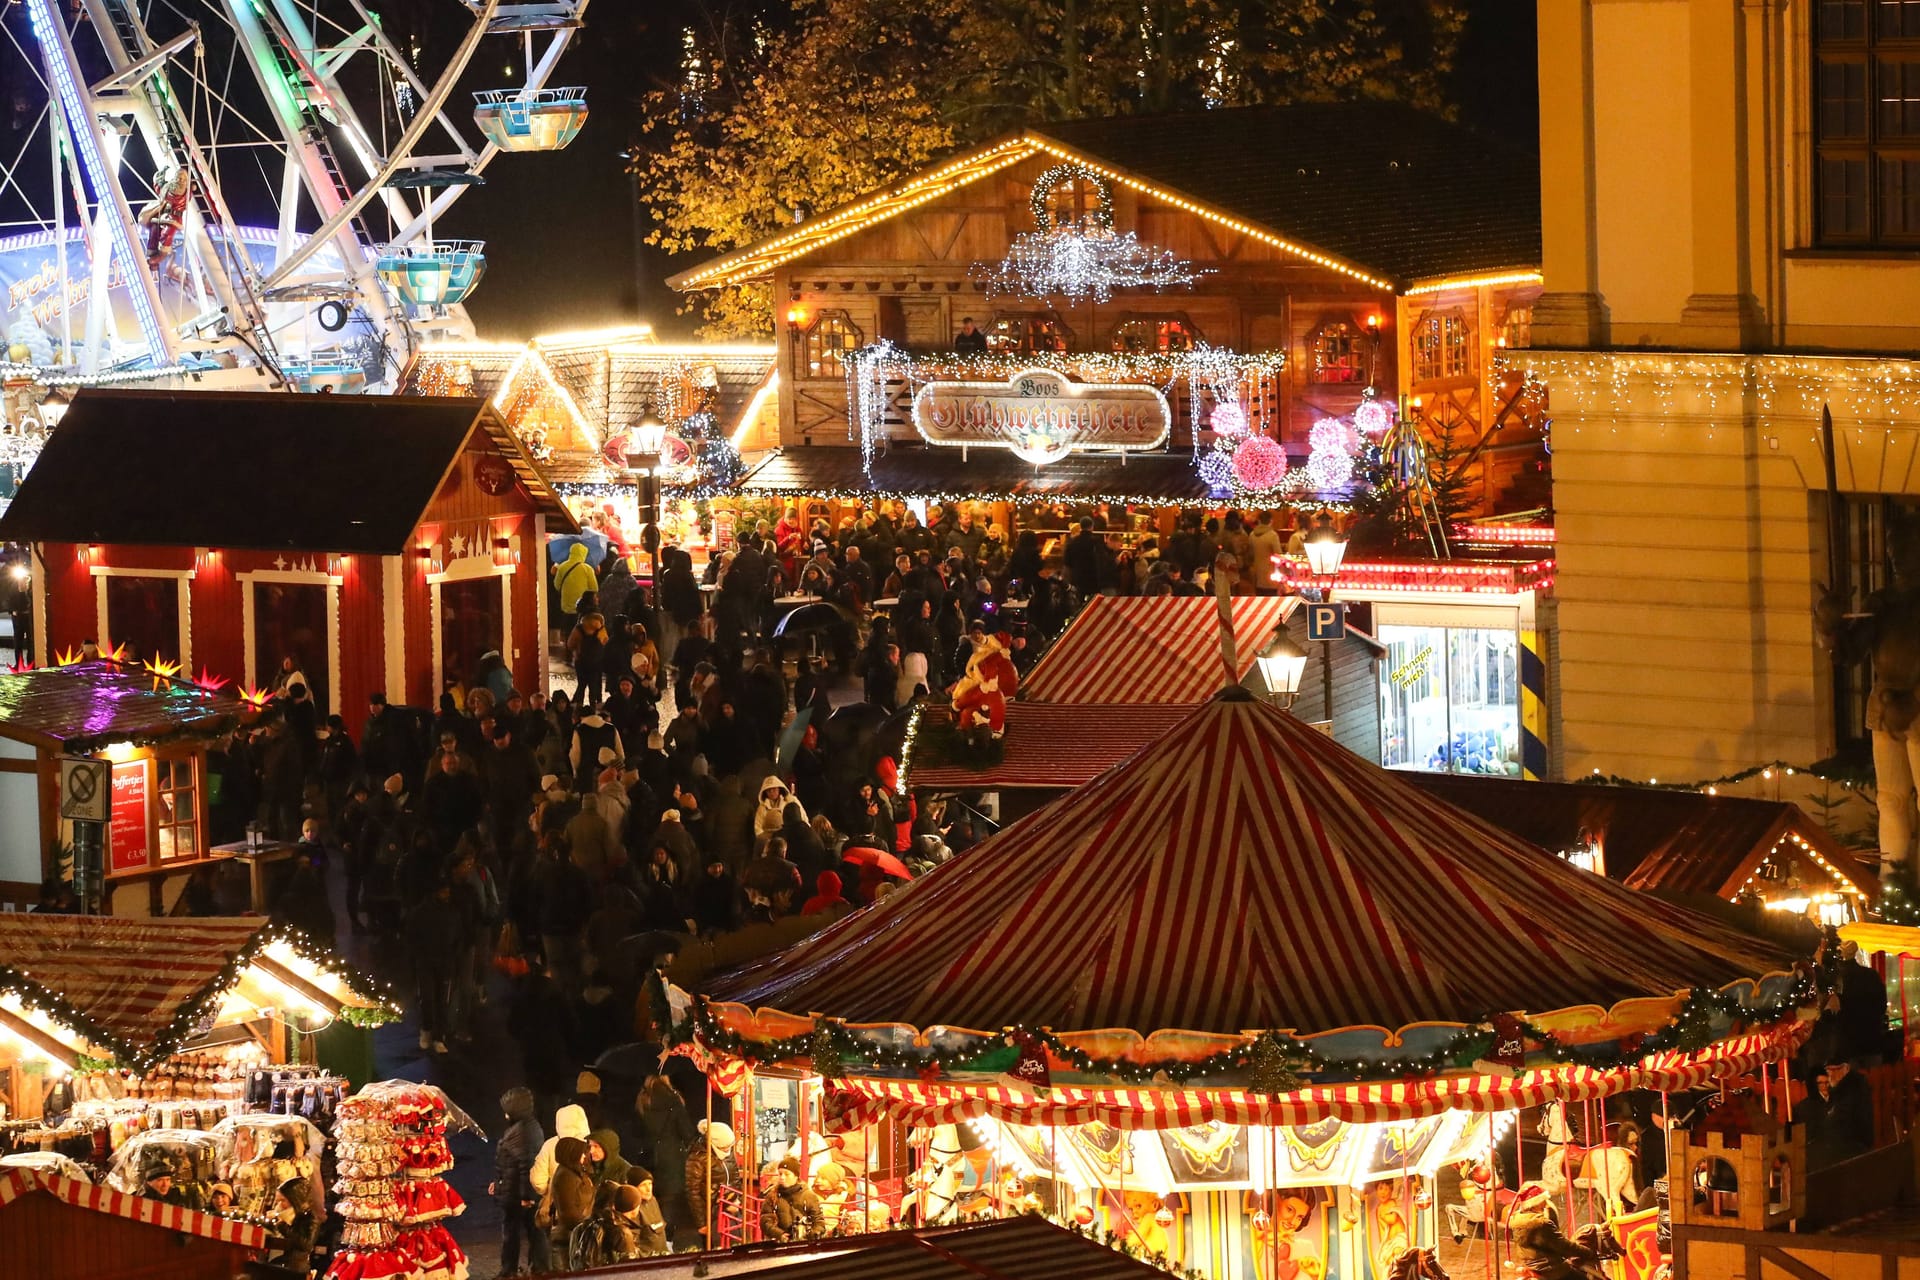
[{"left": 973, "top": 162, "right": 1207, "bottom": 303}]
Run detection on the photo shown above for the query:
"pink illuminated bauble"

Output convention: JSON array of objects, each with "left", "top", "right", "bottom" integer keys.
[
  {"left": 1210, "top": 401, "right": 1249, "bottom": 437},
  {"left": 1232, "top": 434, "right": 1288, "bottom": 491}
]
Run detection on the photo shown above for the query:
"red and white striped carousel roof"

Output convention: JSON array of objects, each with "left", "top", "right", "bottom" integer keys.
[
  {"left": 709, "top": 693, "right": 1792, "bottom": 1039},
  {"left": 1020, "top": 596, "right": 1292, "bottom": 704}
]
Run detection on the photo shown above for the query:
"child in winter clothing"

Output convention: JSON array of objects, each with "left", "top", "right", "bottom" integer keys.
[{"left": 760, "top": 1155, "right": 824, "bottom": 1242}]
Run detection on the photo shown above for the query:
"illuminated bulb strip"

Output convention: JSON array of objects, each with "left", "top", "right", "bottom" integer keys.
[
  {"left": 1275, "top": 556, "right": 1556, "bottom": 595},
  {"left": 1452, "top": 523, "right": 1556, "bottom": 546},
  {"left": 1403, "top": 270, "right": 1544, "bottom": 296},
  {"left": 25, "top": 0, "right": 171, "bottom": 362},
  {"left": 1023, "top": 139, "right": 1395, "bottom": 291},
  {"left": 673, "top": 142, "right": 1037, "bottom": 288},
  {"left": 490, "top": 346, "right": 604, "bottom": 451}
]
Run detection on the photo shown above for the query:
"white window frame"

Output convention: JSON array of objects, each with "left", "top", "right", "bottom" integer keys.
[
  {"left": 427, "top": 554, "right": 514, "bottom": 699},
  {"left": 90, "top": 566, "right": 194, "bottom": 671},
  {"left": 237, "top": 568, "right": 342, "bottom": 716}
]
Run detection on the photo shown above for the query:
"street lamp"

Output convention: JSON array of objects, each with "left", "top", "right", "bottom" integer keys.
[
  {"left": 1303, "top": 514, "right": 1349, "bottom": 580},
  {"left": 1255, "top": 628, "right": 1309, "bottom": 710},
  {"left": 625, "top": 415, "right": 668, "bottom": 608}
]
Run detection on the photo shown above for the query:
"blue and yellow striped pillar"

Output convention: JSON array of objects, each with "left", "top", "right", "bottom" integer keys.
[{"left": 1520, "top": 627, "right": 1548, "bottom": 781}]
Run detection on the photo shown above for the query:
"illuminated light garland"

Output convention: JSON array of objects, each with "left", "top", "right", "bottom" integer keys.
[
  {"left": 1353, "top": 397, "right": 1395, "bottom": 438},
  {"left": 1275, "top": 556, "right": 1556, "bottom": 595},
  {"left": 1580, "top": 758, "right": 1872, "bottom": 793},
  {"left": 1451, "top": 522, "right": 1556, "bottom": 546},
  {"left": 1210, "top": 401, "right": 1248, "bottom": 437},
  {"left": 1305, "top": 418, "right": 1357, "bottom": 491},
  {"left": 682, "top": 968, "right": 1822, "bottom": 1087},
  {"left": 724, "top": 467, "right": 1358, "bottom": 513},
  {"left": 1402, "top": 270, "right": 1544, "bottom": 296},
  {"left": 973, "top": 227, "right": 1208, "bottom": 303}
]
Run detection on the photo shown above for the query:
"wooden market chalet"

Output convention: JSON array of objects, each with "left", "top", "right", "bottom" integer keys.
[{"left": 667, "top": 102, "right": 1550, "bottom": 520}]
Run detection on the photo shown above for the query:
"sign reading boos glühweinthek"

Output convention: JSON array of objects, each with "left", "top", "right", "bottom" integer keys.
[{"left": 911, "top": 368, "right": 1170, "bottom": 465}]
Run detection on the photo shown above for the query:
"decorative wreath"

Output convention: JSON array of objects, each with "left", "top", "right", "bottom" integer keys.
[{"left": 1029, "top": 162, "right": 1115, "bottom": 233}]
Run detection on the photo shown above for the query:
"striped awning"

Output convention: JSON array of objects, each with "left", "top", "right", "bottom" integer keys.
[
  {"left": 0, "top": 915, "right": 383, "bottom": 1068},
  {"left": 0, "top": 1166, "right": 269, "bottom": 1249},
  {"left": 1022, "top": 596, "right": 1292, "bottom": 704},
  {"left": 906, "top": 703, "right": 1191, "bottom": 791},
  {"left": 708, "top": 693, "right": 1796, "bottom": 1041}
]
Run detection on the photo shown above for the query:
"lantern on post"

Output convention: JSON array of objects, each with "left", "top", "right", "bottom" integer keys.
[
  {"left": 1255, "top": 629, "right": 1309, "bottom": 711},
  {"left": 625, "top": 416, "right": 668, "bottom": 607}
]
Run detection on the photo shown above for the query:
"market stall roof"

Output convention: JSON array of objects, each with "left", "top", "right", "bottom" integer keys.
[
  {"left": 1022, "top": 595, "right": 1292, "bottom": 704},
  {"left": 1402, "top": 774, "right": 1873, "bottom": 901},
  {"left": 669, "top": 103, "right": 1540, "bottom": 293},
  {"left": 709, "top": 691, "right": 1794, "bottom": 1041},
  {"left": 0, "top": 1166, "right": 269, "bottom": 1250},
  {"left": 584, "top": 1215, "right": 1173, "bottom": 1278},
  {"left": 735, "top": 445, "right": 1217, "bottom": 506},
  {"left": 0, "top": 388, "right": 575, "bottom": 553},
  {"left": 0, "top": 660, "right": 263, "bottom": 754},
  {"left": 0, "top": 915, "right": 391, "bottom": 1069},
  {"left": 905, "top": 702, "right": 1192, "bottom": 791}
]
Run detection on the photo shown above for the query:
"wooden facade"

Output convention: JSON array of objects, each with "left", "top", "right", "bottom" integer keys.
[{"left": 0, "top": 1188, "right": 256, "bottom": 1280}]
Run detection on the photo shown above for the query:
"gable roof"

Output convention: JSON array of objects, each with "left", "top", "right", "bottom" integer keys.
[
  {"left": 1402, "top": 774, "right": 1874, "bottom": 902},
  {"left": 0, "top": 660, "right": 262, "bottom": 753},
  {"left": 1022, "top": 595, "right": 1292, "bottom": 703},
  {"left": 0, "top": 388, "right": 573, "bottom": 553},
  {"left": 0, "top": 1167, "right": 269, "bottom": 1250},
  {"left": 669, "top": 103, "right": 1540, "bottom": 293}
]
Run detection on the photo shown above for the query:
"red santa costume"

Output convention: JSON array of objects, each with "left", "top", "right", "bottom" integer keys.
[{"left": 951, "top": 632, "right": 1018, "bottom": 737}]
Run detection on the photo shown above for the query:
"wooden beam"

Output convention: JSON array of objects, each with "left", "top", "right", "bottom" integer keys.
[
  {"left": 0, "top": 1005, "right": 80, "bottom": 1068},
  {"left": 250, "top": 956, "right": 346, "bottom": 1016}
]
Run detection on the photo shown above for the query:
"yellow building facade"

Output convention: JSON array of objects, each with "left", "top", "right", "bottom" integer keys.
[{"left": 1519, "top": 0, "right": 1920, "bottom": 782}]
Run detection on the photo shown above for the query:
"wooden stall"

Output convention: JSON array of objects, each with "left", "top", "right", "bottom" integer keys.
[{"left": 0, "top": 1166, "right": 267, "bottom": 1280}]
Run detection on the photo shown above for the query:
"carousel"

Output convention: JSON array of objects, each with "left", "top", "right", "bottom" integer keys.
[{"left": 682, "top": 689, "right": 1817, "bottom": 1279}]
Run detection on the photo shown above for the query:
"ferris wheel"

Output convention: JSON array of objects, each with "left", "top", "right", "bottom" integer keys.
[{"left": 0, "top": 0, "right": 591, "bottom": 393}]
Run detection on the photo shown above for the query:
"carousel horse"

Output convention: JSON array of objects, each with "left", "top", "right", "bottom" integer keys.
[
  {"left": 906, "top": 1124, "right": 967, "bottom": 1226},
  {"left": 1539, "top": 1101, "right": 1640, "bottom": 1219},
  {"left": 1445, "top": 1157, "right": 1519, "bottom": 1241}
]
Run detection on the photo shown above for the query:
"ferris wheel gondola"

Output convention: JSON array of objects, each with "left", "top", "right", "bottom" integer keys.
[{"left": 0, "top": 0, "right": 591, "bottom": 398}]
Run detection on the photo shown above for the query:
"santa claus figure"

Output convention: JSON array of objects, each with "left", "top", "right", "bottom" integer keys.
[{"left": 951, "top": 631, "right": 1017, "bottom": 742}]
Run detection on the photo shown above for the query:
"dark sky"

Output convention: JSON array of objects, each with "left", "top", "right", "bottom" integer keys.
[{"left": 453, "top": 0, "right": 1539, "bottom": 341}]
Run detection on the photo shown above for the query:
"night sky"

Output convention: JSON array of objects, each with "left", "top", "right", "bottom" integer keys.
[{"left": 452, "top": 0, "right": 1538, "bottom": 342}]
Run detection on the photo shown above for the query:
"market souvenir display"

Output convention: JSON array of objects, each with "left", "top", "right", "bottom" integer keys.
[
  {"left": 0, "top": 1150, "right": 93, "bottom": 1182},
  {"left": 210, "top": 1113, "right": 326, "bottom": 1217},
  {"left": 325, "top": 1083, "right": 475, "bottom": 1280},
  {"left": 104, "top": 1128, "right": 224, "bottom": 1207}
]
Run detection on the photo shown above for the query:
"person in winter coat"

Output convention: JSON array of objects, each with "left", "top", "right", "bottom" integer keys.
[
  {"left": 544, "top": 1136, "right": 597, "bottom": 1264},
  {"left": 781, "top": 800, "right": 828, "bottom": 888},
  {"left": 754, "top": 776, "right": 799, "bottom": 841},
  {"left": 589, "top": 1128, "right": 632, "bottom": 1185},
  {"left": 531, "top": 1103, "right": 593, "bottom": 1197},
  {"left": 704, "top": 774, "right": 755, "bottom": 873},
  {"left": 618, "top": 1172, "right": 670, "bottom": 1257},
  {"left": 406, "top": 880, "right": 468, "bottom": 1054},
  {"left": 636, "top": 1076, "right": 698, "bottom": 1243},
  {"left": 270, "top": 1176, "right": 320, "bottom": 1275},
  {"left": 691, "top": 857, "right": 739, "bottom": 935},
  {"left": 686, "top": 1120, "right": 742, "bottom": 1248},
  {"left": 802, "top": 870, "right": 848, "bottom": 916},
  {"left": 569, "top": 711, "right": 624, "bottom": 793},
  {"left": 553, "top": 542, "right": 598, "bottom": 627},
  {"left": 492, "top": 1087, "right": 546, "bottom": 1277},
  {"left": 760, "top": 1156, "right": 824, "bottom": 1242},
  {"left": 651, "top": 809, "right": 701, "bottom": 886}
]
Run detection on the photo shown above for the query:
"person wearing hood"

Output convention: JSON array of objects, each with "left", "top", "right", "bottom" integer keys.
[
  {"left": 569, "top": 710, "right": 624, "bottom": 795},
  {"left": 531, "top": 1102, "right": 593, "bottom": 1197},
  {"left": 686, "top": 1120, "right": 742, "bottom": 1248},
  {"left": 782, "top": 801, "right": 828, "bottom": 887},
  {"left": 493, "top": 1087, "right": 546, "bottom": 1276},
  {"left": 755, "top": 776, "right": 800, "bottom": 841},
  {"left": 692, "top": 855, "right": 739, "bottom": 935},
  {"left": 636, "top": 1075, "right": 699, "bottom": 1243},
  {"left": 651, "top": 808, "right": 701, "bottom": 886},
  {"left": 760, "top": 1155, "right": 824, "bottom": 1242},
  {"left": 802, "top": 869, "right": 848, "bottom": 916},
  {"left": 589, "top": 1127, "right": 632, "bottom": 1185},
  {"left": 270, "top": 1176, "right": 320, "bottom": 1274},
  {"left": 543, "top": 1135, "right": 597, "bottom": 1264},
  {"left": 553, "top": 541, "right": 598, "bottom": 630}
]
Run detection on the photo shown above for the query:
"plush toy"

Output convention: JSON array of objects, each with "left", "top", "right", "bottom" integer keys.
[{"left": 951, "top": 632, "right": 1018, "bottom": 740}]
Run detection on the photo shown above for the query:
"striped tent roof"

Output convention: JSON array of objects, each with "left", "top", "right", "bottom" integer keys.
[
  {"left": 905, "top": 703, "right": 1192, "bottom": 791},
  {"left": 0, "top": 915, "right": 382, "bottom": 1067},
  {"left": 0, "top": 1166, "right": 268, "bottom": 1248},
  {"left": 1022, "top": 596, "right": 1292, "bottom": 704},
  {"left": 710, "top": 692, "right": 1794, "bottom": 1039}
]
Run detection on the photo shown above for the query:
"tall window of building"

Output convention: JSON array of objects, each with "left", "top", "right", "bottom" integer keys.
[
  {"left": 1814, "top": 0, "right": 1920, "bottom": 243},
  {"left": 1310, "top": 319, "right": 1368, "bottom": 384},
  {"left": 154, "top": 756, "right": 200, "bottom": 861},
  {"left": 1043, "top": 175, "right": 1103, "bottom": 230},
  {"left": 1411, "top": 311, "right": 1471, "bottom": 382},
  {"left": 1501, "top": 305, "right": 1534, "bottom": 351},
  {"left": 1112, "top": 316, "right": 1200, "bottom": 353},
  {"left": 801, "top": 312, "right": 861, "bottom": 379},
  {"left": 1831, "top": 492, "right": 1920, "bottom": 749}
]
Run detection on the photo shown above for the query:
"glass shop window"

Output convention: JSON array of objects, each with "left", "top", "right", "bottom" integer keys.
[
  {"left": 1112, "top": 317, "right": 1200, "bottom": 353},
  {"left": 801, "top": 312, "right": 861, "bottom": 379},
  {"left": 987, "top": 314, "right": 1074, "bottom": 354},
  {"left": 1379, "top": 623, "right": 1521, "bottom": 775},
  {"left": 155, "top": 756, "right": 201, "bottom": 861},
  {"left": 1311, "top": 320, "right": 1367, "bottom": 384},
  {"left": 1412, "top": 310, "right": 1472, "bottom": 382}
]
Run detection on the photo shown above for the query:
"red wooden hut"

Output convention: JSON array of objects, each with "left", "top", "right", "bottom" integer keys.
[
  {"left": 0, "top": 388, "right": 576, "bottom": 719},
  {"left": 0, "top": 1166, "right": 268, "bottom": 1280}
]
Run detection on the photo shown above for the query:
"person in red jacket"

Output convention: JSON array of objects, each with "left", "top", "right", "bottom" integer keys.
[{"left": 802, "top": 870, "right": 848, "bottom": 915}]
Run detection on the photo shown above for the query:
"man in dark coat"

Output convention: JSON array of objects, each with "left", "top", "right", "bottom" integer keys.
[
  {"left": 480, "top": 721, "right": 540, "bottom": 841},
  {"left": 494, "top": 1086, "right": 547, "bottom": 1276}
]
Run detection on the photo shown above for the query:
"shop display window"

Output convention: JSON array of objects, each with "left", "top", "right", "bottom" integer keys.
[
  {"left": 1379, "top": 623, "right": 1520, "bottom": 775},
  {"left": 802, "top": 312, "right": 861, "bottom": 379},
  {"left": 987, "top": 314, "right": 1074, "bottom": 353},
  {"left": 155, "top": 756, "right": 200, "bottom": 860},
  {"left": 1112, "top": 316, "right": 1200, "bottom": 353},
  {"left": 1411, "top": 310, "right": 1471, "bottom": 382},
  {"left": 1310, "top": 319, "right": 1367, "bottom": 384}
]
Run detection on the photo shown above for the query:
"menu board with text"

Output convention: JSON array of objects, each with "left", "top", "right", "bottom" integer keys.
[{"left": 109, "top": 761, "right": 149, "bottom": 873}]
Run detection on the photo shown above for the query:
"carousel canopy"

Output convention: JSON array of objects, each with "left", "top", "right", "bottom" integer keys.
[
  {"left": 709, "top": 691, "right": 1794, "bottom": 1042},
  {"left": 1022, "top": 597, "right": 1292, "bottom": 705},
  {"left": 0, "top": 915, "right": 390, "bottom": 1069}
]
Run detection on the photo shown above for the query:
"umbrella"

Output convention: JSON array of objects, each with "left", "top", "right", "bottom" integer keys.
[
  {"left": 776, "top": 706, "right": 814, "bottom": 772},
  {"left": 841, "top": 845, "right": 911, "bottom": 880},
  {"left": 593, "top": 1042, "right": 666, "bottom": 1077},
  {"left": 772, "top": 601, "right": 857, "bottom": 637}
]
